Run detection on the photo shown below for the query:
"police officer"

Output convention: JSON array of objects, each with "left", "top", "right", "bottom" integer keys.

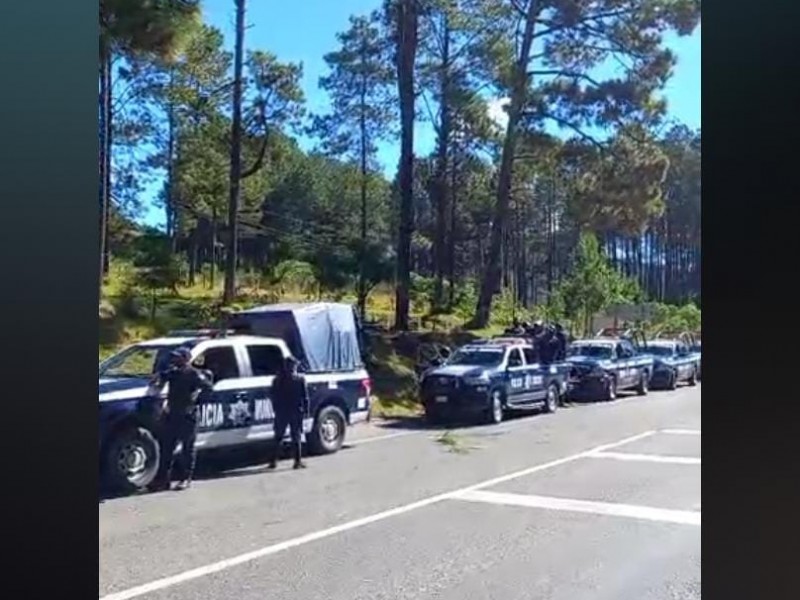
[
  {"left": 150, "top": 347, "right": 213, "bottom": 491},
  {"left": 553, "top": 323, "right": 568, "bottom": 361},
  {"left": 539, "top": 326, "right": 557, "bottom": 364},
  {"left": 268, "top": 356, "right": 309, "bottom": 470}
]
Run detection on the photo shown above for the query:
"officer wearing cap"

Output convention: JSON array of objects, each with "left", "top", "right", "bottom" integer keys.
[
  {"left": 150, "top": 347, "right": 213, "bottom": 491},
  {"left": 553, "top": 323, "right": 568, "bottom": 361},
  {"left": 268, "top": 356, "right": 310, "bottom": 470}
]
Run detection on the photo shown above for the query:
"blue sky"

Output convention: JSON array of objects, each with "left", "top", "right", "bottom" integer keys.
[{"left": 139, "top": 0, "right": 700, "bottom": 227}]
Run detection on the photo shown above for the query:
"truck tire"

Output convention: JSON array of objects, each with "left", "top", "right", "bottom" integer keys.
[
  {"left": 309, "top": 405, "right": 347, "bottom": 455},
  {"left": 103, "top": 426, "right": 160, "bottom": 494},
  {"left": 543, "top": 384, "right": 559, "bottom": 413},
  {"left": 667, "top": 370, "right": 678, "bottom": 390},
  {"left": 605, "top": 376, "right": 617, "bottom": 401},
  {"left": 485, "top": 389, "right": 504, "bottom": 424},
  {"left": 688, "top": 367, "right": 698, "bottom": 386},
  {"left": 636, "top": 370, "right": 649, "bottom": 396}
]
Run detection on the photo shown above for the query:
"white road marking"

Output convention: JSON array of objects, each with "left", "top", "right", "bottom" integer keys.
[
  {"left": 451, "top": 490, "right": 701, "bottom": 526},
  {"left": 99, "top": 430, "right": 656, "bottom": 600},
  {"left": 347, "top": 431, "right": 417, "bottom": 445},
  {"left": 661, "top": 428, "right": 701, "bottom": 435},
  {"left": 588, "top": 451, "right": 701, "bottom": 465}
]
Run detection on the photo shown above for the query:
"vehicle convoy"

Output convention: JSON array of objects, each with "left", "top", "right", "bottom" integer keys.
[
  {"left": 98, "top": 303, "right": 371, "bottom": 493},
  {"left": 642, "top": 339, "right": 700, "bottom": 389},
  {"left": 419, "top": 338, "right": 570, "bottom": 425},
  {"left": 566, "top": 334, "right": 655, "bottom": 401}
]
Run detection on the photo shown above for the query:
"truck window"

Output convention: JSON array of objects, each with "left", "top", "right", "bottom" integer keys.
[
  {"left": 523, "top": 347, "right": 538, "bottom": 365},
  {"left": 194, "top": 346, "right": 240, "bottom": 382},
  {"left": 507, "top": 348, "right": 524, "bottom": 367},
  {"left": 247, "top": 345, "right": 285, "bottom": 376}
]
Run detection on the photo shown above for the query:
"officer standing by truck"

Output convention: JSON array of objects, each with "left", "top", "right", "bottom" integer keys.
[
  {"left": 150, "top": 347, "right": 213, "bottom": 491},
  {"left": 268, "top": 356, "right": 309, "bottom": 470}
]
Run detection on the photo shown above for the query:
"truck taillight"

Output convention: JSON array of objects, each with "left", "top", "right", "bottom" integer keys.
[{"left": 361, "top": 378, "right": 372, "bottom": 396}]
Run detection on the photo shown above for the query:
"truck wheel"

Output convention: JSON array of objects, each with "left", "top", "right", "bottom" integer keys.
[
  {"left": 667, "top": 370, "right": 678, "bottom": 390},
  {"left": 688, "top": 367, "right": 698, "bottom": 386},
  {"left": 636, "top": 370, "right": 649, "bottom": 396},
  {"left": 543, "top": 384, "right": 559, "bottom": 413},
  {"left": 309, "top": 405, "right": 347, "bottom": 455},
  {"left": 605, "top": 377, "right": 617, "bottom": 401},
  {"left": 103, "top": 426, "right": 160, "bottom": 494},
  {"left": 485, "top": 389, "right": 504, "bottom": 424}
]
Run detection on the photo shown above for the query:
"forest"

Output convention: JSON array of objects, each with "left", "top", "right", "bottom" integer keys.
[{"left": 99, "top": 0, "right": 701, "bottom": 341}]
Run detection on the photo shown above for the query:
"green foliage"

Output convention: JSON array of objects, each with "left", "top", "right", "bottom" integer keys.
[
  {"left": 555, "top": 232, "right": 642, "bottom": 334},
  {"left": 650, "top": 302, "right": 701, "bottom": 334}
]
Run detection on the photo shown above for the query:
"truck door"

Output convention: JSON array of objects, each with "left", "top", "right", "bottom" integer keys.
[
  {"left": 191, "top": 342, "right": 250, "bottom": 447},
  {"left": 505, "top": 348, "right": 526, "bottom": 405},
  {"left": 522, "top": 346, "right": 546, "bottom": 401},
  {"left": 241, "top": 342, "right": 286, "bottom": 440}
]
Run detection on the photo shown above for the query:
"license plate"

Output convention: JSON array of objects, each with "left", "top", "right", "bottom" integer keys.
[{"left": 435, "top": 395, "right": 448, "bottom": 403}]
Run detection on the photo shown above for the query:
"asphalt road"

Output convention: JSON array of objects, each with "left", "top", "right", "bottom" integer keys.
[{"left": 99, "top": 384, "right": 701, "bottom": 600}]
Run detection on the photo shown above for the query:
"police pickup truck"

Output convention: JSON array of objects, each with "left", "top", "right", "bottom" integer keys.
[
  {"left": 566, "top": 336, "right": 654, "bottom": 401},
  {"left": 642, "top": 339, "right": 700, "bottom": 389},
  {"left": 419, "top": 338, "right": 570, "bottom": 425},
  {"left": 99, "top": 303, "right": 371, "bottom": 493}
]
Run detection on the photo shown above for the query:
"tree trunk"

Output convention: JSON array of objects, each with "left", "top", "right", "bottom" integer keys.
[
  {"left": 98, "top": 42, "right": 112, "bottom": 290},
  {"left": 223, "top": 0, "right": 246, "bottom": 304},
  {"left": 166, "top": 70, "right": 178, "bottom": 253},
  {"left": 393, "top": 0, "right": 418, "bottom": 331},
  {"left": 210, "top": 209, "right": 218, "bottom": 290},
  {"left": 432, "top": 12, "right": 451, "bottom": 310},
  {"left": 447, "top": 140, "right": 458, "bottom": 308},
  {"left": 357, "top": 49, "right": 369, "bottom": 321},
  {"left": 472, "top": 0, "right": 539, "bottom": 328}
]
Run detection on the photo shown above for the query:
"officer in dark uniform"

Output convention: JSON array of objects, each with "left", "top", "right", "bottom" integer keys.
[
  {"left": 553, "top": 323, "right": 568, "bottom": 361},
  {"left": 150, "top": 347, "right": 213, "bottom": 491},
  {"left": 268, "top": 356, "right": 310, "bottom": 470},
  {"left": 539, "top": 326, "right": 557, "bottom": 364}
]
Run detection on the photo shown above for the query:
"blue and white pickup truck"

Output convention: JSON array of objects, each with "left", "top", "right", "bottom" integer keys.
[
  {"left": 419, "top": 338, "right": 570, "bottom": 425},
  {"left": 642, "top": 339, "right": 700, "bottom": 389},
  {"left": 99, "top": 303, "right": 371, "bottom": 493},
  {"left": 566, "top": 337, "right": 655, "bottom": 401}
]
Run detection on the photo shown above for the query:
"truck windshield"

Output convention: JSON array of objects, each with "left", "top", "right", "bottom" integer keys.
[
  {"left": 447, "top": 349, "right": 504, "bottom": 366},
  {"left": 568, "top": 344, "right": 613, "bottom": 359},
  {"left": 644, "top": 345, "right": 676, "bottom": 357},
  {"left": 99, "top": 344, "right": 188, "bottom": 378}
]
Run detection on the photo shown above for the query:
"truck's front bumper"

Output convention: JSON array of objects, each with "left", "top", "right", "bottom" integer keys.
[
  {"left": 421, "top": 387, "right": 490, "bottom": 420},
  {"left": 566, "top": 376, "right": 610, "bottom": 401}
]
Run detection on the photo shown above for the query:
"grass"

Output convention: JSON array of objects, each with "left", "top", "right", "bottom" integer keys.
[{"left": 434, "top": 430, "right": 480, "bottom": 455}]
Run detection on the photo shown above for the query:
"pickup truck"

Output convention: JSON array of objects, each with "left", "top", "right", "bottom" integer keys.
[
  {"left": 566, "top": 336, "right": 655, "bottom": 401},
  {"left": 99, "top": 303, "right": 371, "bottom": 493},
  {"left": 419, "top": 338, "right": 570, "bottom": 425}
]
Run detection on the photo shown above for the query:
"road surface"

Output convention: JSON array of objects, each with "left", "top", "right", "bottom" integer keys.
[{"left": 99, "top": 384, "right": 701, "bottom": 600}]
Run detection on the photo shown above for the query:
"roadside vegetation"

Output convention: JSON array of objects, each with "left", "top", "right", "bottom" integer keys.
[{"left": 99, "top": 1, "right": 700, "bottom": 414}]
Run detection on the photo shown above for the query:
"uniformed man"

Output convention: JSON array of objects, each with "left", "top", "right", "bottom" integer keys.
[
  {"left": 553, "top": 323, "right": 568, "bottom": 361},
  {"left": 539, "top": 326, "right": 557, "bottom": 364},
  {"left": 150, "top": 347, "right": 213, "bottom": 491},
  {"left": 267, "top": 356, "right": 310, "bottom": 470}
]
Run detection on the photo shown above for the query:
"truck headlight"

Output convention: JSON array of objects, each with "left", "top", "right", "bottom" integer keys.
[{"left": 464, "top": 373, "right": 489, "bottom": 386}]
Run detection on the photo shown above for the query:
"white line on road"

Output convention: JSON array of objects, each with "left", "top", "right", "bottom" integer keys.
[
  {"left": 588, "top": 451, "right": 701, "bottom": 465},
  {"left": 451, "top": 490, "right": 701, "bottom": 526},
  {"left": 661, "top": 428, "right": 701, "bottom": 435},
  {"left": 347, "top": 431, "right": 417, "bottom": 445},
  {"left": 99, "top": 430, "right": 656, "bottom": 600}
]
